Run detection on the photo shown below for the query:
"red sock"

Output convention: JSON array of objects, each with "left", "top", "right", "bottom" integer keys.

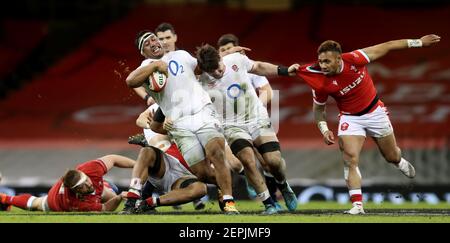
[
  {"left": 350, "top": 194, "right": 363, "bottom": 204},
  {"left": 145, "top": 196, "right": 159, "bottom": 207},
  {"left": 5, "top": 194, "right": 33, "bottom": 209}
]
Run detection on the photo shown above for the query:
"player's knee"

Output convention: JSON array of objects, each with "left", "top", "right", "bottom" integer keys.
[{"left": 343, "top": 152, "right": 359, "bottom": 166}]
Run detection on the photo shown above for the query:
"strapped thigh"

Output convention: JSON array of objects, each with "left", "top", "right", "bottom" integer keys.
[
  {"left": 179, "top": 178, "right": 200, "bottom": 189},
  {"left": 256, "top": 141, "right": 280, "bottom": 155},
  {"left": 230, "top": 139, "right": 253, "bottom": 155}
]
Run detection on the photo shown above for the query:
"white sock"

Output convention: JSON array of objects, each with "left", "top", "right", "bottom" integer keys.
[
  {"left": 222, "top": 195, "right": 234, "bottom": 201},
  {"left": 349, "top": 189, "right": 362, "bottom": 197},
  {"left": 129, "top": 178, "right": 142, "bottom": 190},
  {"left": 26, "top": 196, "right": 37, "bottom": 210},
  {"left": 257, "top": 190, "right": 270, "bottom": 201}
]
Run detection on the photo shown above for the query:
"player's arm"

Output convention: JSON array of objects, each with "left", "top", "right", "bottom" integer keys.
[
  {"left": 126, "top": 61, "right": 168, "bottom": 88},
  {"left": 257, "top": 83, "right": 273, "bottom": 107},
  {"left": 150, "top": 107, "right": 168, "bottom": 135},
  {"left": 99, "top": 155, "right": 136, "bottom": 171},
  {"left": 361, "top": 34, "right": 441, "bottom": 62},
  {"left": 136, "top": 109, "right": 152, "bottom": 129},
  {"left": 102, "top": 192, "right": 127, "bottom": 211},
  {"left": 250, "top": 61, "right": 299, "bottom": 77},
  {"left": 133, "top": 87, "right": 155, "bottom": 106},
  {"left": 313, "top": 102, "right": 335, "bottom": 145}
]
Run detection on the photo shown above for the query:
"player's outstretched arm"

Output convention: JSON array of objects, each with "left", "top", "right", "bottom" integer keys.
[
  {"left": 362, "top": 34, "right": 441, "bottom": 62},
  {"left": 313, "top": 102, "right": 335, "bottom": 145},
  {"left": 102, "top": 192, "right": 126, "bottom": 211},
  {"left": 100, "top": 155, "right": 136, "bottom": 171},
  {"left": 126, "top": 61, "right": 169, "bottom": 88},
  {"left": 251, "top": 62, "right": 299, "bottom": 76}
]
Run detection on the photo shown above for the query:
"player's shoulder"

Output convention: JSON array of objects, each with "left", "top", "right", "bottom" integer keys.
[
  {"left": 224, "top": 53, "right": 250, "bottom": 67},
  {"left": 224, "top": 52, "right": 245, "bottom": 61},
  {"left": 76, "top": 159, "right": 107, "bottom": 174},
  {"left": 170, "top": 50, "right": 193, "bottom": 58},
  {"left": 342, "top": 49, "right": 370, "bottom": 64}
]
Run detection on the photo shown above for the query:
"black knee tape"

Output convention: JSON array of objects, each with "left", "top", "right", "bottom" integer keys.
[
  {"left": 257, "top": 141, "right": 280, "bottom": 154},
  {"left": 180, "top": 178, "right": 199, "bottom": 189},
  {"left": 230, "top": 139, "right": 253, "bottom": 155},
  {"left": 148, "top": 146, "right": 162, "bottom": 175}
]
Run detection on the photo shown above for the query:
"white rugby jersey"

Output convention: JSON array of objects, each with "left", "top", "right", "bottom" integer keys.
[
  {"left": 199, "top": 53, "right": 269, "bottom": 126},
  {"left": 140, "top": 50, "right": 211, "bottom": 120}
]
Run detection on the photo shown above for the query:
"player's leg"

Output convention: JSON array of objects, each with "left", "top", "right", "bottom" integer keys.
[
  {"left": 253, "top": 135, "right": 297, "bottom": 212},
  {"left": 229, "top": 137, "right": 278, "bottom": 214},
  {"left": 253, "top": 147, "right": 282, "bottom": 210},
  {"left": 0, "top": 193, "right": 46, "bottom": 211},
  {"left": 136, "top": 177, "right": 207, "bottom": 213},
  {"left": 120, "top": 147, "right": 157, "bottom": 214},
  {"left": 339, "top": 135, "right": 366, "bottom": 214},
  {"left": 204, "top": 137, "right": 239, "bottom": 214},
  {"left": 372, "top": 134, "right": 416, "bottom": 178},
  {"left": 366, "top": 107, "right": 416, "bottom": 179}
]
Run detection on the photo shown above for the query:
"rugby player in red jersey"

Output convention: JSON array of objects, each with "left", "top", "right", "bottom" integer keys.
[
  {"left": 0, "top": 155, "right": 135, "bottom": 212},
  {"left": 295, "top": 34, "right": 441, "bottom": 214}
]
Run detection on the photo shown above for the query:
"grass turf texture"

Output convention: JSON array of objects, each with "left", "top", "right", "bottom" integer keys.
[{"left": 1, "top": 201, "right": 449, "bottom": 223}]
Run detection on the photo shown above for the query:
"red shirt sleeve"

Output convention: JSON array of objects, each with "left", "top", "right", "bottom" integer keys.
[{"left": 342, "top": 50, "right": 370, "bottom": 66}]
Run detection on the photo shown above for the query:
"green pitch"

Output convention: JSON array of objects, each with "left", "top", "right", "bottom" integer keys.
[{"left": 1, "top": 201, "right": 449, "bottom": 223}]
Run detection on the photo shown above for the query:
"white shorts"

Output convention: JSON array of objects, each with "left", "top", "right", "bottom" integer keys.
[
  {"left": 169, "top": 104, "right": 223, "bottom": 166},
  {"left": 224, "top": 117, "right": 275, "bottom": 144},
  {"left": 338, "top": 105, "right": 393, "bottom": 138},
  {"left": 147, "top": 152, "right": 195, "bottom": 194}
]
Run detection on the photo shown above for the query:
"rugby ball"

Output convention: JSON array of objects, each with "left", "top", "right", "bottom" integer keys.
[{"left": 148, "top": 71, "right": 167, "bottom": 92}]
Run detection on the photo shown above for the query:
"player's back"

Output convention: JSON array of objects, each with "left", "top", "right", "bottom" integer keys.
[{"left": 199, "top": 53, "right": 268, "bottom": 126}]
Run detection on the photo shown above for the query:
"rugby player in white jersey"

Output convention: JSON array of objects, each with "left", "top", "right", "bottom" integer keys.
[
  {"left": 217, "top": 34, "right": 284, "bottom": 208},
  {"left": 125, "top": 31, "right": 239, "bottom": 214},
  {"left": 120, "top": 103, "right": 208, "bottom": 214},
  {"left": 196, "top": 44, "right": 299, "bottom": 212}
]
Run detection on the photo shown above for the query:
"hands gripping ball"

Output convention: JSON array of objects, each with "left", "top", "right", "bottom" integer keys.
[{"left": 148, "top": 71, "right": 167, "bottom": 92}]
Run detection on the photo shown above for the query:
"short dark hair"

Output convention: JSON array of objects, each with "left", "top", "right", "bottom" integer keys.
[
  {"left": 63, "top": 170, "right": 81, "bottom": 189},
  {"left": 217, "top": 33, "right": 239, "bottom": 48},
  {"left": 317, "top": 40, "right": 342, "bottom": 54},
  {"left": 196, "top": 44, "right": 220, "bottom": 73},
  {"left": 155, "top": 22, "right": 176, "bottom": 34},
  {"left": 135, "top": 29, "right": 154, "bottom": 50}
]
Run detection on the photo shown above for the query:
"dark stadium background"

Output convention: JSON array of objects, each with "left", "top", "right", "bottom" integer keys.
[{"left": 0, "top": 0, "right": 449, "bottom": 205}]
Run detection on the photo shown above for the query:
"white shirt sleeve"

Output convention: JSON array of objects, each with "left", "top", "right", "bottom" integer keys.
[
  {"left": 241, "top": 54, "right": 255, "bottom": 72},
  {"left": 182, "top": 50, "right": 198, "bottom": 70}
]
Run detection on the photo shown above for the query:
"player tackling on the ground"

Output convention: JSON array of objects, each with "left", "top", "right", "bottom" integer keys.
[{"left": 295, "top": 34, "right": 441, "bottom": 214}]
